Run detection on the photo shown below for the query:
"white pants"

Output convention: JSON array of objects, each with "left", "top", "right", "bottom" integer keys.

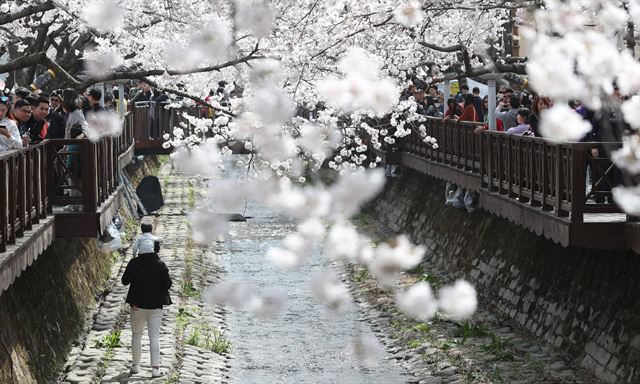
[{"left": 130, "top": 307, "right": 163, "bottom": 367}]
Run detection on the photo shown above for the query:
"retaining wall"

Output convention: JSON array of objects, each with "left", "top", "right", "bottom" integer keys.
[
  {"left": 0, "top": 156, "right": 160, "bottom": 383},
  {"left": 371, "top": 169, "right": 640, "bottom": 384}
]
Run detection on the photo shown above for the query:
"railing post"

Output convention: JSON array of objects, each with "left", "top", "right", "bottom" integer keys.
[
  {"left": 497, "top": 135, "right": 504, "bottom": 193},
  {"left": 507, "top": 136, "right": 513, "bottom": 197},
  {"left": 570, "top": 147, "right": 586, "bottom": 222},
  {"left": 118, "top": 83, "right": 126, "bottom": 115},
  {"left": 7, "top": 156, "right": 15, "bottom": 243},
  {"left": 488, "top": 79, "right": 497, "bottom": 132},
  {"left": 555, "top": 145, "right": 567, "bottom": 216},
  {"left": 25, "top": 149, "right": 33, "bottom": 229},
  {"left": 0, "top": 159, "right": 6, "bottom": 252},
  {"left": 16, "top": 153, "right": 25, "bottom": 237},
  {"left": 444, "top": 80, "right": 451, "bottom": 115},
  {"left": 82, "top": 142, "right": 98, "bottom": 213},
  {"left": 38, "top": 145, "right": 47, "bottom": 218},
  {"left": 46, "top": 143, "right": 55, "bottom": 214},
  {"left": 487, "top": 134, "right": 495, "bottom": 191},
  {"left": 479, "top": 131, "right": 486, "bottom": 186}
]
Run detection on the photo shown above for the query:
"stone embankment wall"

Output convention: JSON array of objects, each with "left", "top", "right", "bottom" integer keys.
[
  {"left": 0, "top": 156, "right": 160, "bottom": 384},
  {"left": 371, "top": 169, "right": 640, "bottom": 384}
]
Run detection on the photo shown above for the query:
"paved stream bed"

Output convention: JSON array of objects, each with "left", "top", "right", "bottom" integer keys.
[{"left": 222, "top": 203, "right": 408, "bottom": 384}]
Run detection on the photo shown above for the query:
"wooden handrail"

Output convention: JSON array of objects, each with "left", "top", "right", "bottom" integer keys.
[
  {"left": 388, "top": 117, "right": 625, "bottom": 222},
  {"left": 0, "top": 142, "right": 48, "bottom": 252},
  {"left": 0, "top": 111, "right": 136, "bottom": 252}
]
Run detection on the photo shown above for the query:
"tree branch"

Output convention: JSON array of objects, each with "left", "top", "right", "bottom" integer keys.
[
  {"left": 0, "top": 1, "right": 55, "bottom": 26},
  {"left": 418, "top": 41, "right": 464, "bottom": 53},
  {"left": 76, "top": 50, "right": 264, "bottom": 89},
  {"left": 141, "top": 77, "right": 237, "bottom": 118},
  {"left": 0, "top": 52, "right": 47, "bottom": 73}
]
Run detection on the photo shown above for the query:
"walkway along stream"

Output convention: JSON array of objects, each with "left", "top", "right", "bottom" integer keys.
[
  {"left": 58, "top": 160, "right": 408, "bottom": 383},
  {"left": 57, "top": 157, "right": 598, "bottom": 384}
]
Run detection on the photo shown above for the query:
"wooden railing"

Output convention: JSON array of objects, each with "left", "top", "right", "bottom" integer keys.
[
  {"left": 0, "top": 112, "right": 136, "bottom": 252},
  {"left": 398, "top": 117, "right": 624, "bottom": 223},
  {"left": 132, "top": 102, "right": 207, "bottom": 142},
  {"left": 0, "top": 142, "right": 48, "bottom": 252}
]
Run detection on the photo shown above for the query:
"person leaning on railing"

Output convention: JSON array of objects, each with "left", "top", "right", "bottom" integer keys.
[
  {"left": 495, "top": 94, "right": 520, "bottom": 130},
  {"left": 12, "top": 99, "right": 33, "bottom": 146},
  {"left": 506, "top": 109, "right": 532, "bottom": 136},
  {"left": 527, "top": 95, "right": 551, "bottom": 136},
  {"left": 456, "top": 94, "right": 479, "bottom": 122},
  {"left": 61, "top": 89, "right": 89, "bottom": 211},
  {"left": 0, "top": 95, "right": 22, "bottom": 152},
  {"left": 443, "top": 97, "right": 462, "bottom": 121}
]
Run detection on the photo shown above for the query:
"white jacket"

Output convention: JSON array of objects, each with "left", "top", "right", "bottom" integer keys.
[
  {"left": 132, "top": 233, "right": 163, "bottom": 256},
  {"left": 0, "top": 118, "right": 22, "bottom": 152}
]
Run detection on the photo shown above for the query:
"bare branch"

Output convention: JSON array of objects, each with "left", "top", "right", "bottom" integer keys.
[
  {"left": 141, "top": 77, "right": 237, "bottom": 118},
  {"left": 76, "top": 49, "right": 264, "bottom": 89},
  {"left": 0, "top": 1, "right": 55, "bottom": 26},
  {"left": 0, "top": 52, "right": 47, "bottom": 73}
]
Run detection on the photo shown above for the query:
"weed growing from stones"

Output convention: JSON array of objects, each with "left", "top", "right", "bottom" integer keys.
[
  {"left": 124, "top": 217, "right": 138, "bottom": 241},
  {"left": 418, "top": 273, "right": 444, "bottom": 289},
  {"left": 453, "top": 321, "right": 489, "bottom": 344},
  {"left": 482, "top": 334, "right": 515, "bottom": 362},
  {"left": 95, "top": 330, "right": 123, "bottom": 349},
  {"left": 188, "top": 186, "right": 196, "bottom": 208},
  {"left": 207, "top": 328, "right": 232, "bottom": 355},
  {"left": 524, "top": 353, "right": 544, "bottom": 371},
  {"left": 352, "top": 212, "right": 371, "bottom": 226},
  {"left": 180, "top": 281, "right": 201, "bottom": 299},
  {"left": 407, "top": 339, "right": 422, "bottom": 349},
  {"left": 176, "top": 307, "right": 196, "bottom": 331},
  {"left": 186, "top": 324, "right": 232, "bottom": 355},
  {"left": 489, "top": 366, "right": 504, "bottom": 383},
  {"left": 94, "top": 349, "right": 115, "bottom": 379},
  {"left": 413, "top": 323, "right": 431, "bottom": 334},
  {"left": 186, "top": 327, "right": 202, "bottom": 346},
  {"left": 353, "top": 268, "right": 370, "bottom": 282}
]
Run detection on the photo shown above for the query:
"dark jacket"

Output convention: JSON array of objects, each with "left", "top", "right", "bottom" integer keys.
[
  {"left": 46, "top": 109, "right": 66, "bottom": 139},
  {"left": 22, "top": 116, "right": 48, "bottom": 143},
  {"left": 527, "top": 114, "right": 540, "bottom": 136},
  {"left": 472, "top": 96, "right": 484, "bottom": 122},
  {"left": 122, "top": 253, "right": 172, "bottom": 309}
]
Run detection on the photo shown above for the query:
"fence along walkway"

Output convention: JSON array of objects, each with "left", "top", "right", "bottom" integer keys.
[
  {"left": 0, "top": 104, "right": 211, "bottom": 294},
  {"left": 379, "top": 117, "right": 639, "bottom": 252}
]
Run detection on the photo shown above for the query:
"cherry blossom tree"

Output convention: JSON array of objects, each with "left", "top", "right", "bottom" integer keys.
[{"left": 2, "top": 0, "right": 639, "bottom": 362}]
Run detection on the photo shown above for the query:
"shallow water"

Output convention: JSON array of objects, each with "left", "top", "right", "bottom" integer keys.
[{"left": 218, "top": 160, "right": 407, "bottom": 384}]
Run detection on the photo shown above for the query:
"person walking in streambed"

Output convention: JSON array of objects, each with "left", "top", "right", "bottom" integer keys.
[{"left": 122, "top": 223, "right": 172, "bottom": 378}]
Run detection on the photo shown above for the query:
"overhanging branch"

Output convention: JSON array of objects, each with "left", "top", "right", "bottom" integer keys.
[{"left": 0, "top": 2, "right": 55, "bottom": 26}]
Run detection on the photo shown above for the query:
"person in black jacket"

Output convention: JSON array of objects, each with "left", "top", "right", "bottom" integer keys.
[{"left": 122, "top": 227, "right": 172, "bottom": 378}]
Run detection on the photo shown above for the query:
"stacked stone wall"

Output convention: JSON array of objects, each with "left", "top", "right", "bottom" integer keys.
[{"left": 371, "top": 169, "right": 640, "bottom": 384}]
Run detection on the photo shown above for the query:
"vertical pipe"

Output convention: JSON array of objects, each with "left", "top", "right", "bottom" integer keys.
[
  {"left": 444, "top": 80, "right": 451, "bottom": 116},
  {"left": 118, "top": 83, "right": 126, "bottom": 115},
  {"left": 488, "top": 79, "right": 497, "bottom": 132}
]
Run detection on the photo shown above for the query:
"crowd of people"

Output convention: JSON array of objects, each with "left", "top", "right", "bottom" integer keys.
[
  {"left": 400, "top": 80, "right": 634, "bottom": 211},
  {"left": 404, "top": 80, "right": 632, "bottom": 142},
  {"left": 0, "top": 78, "right": 246, "bottom": 154},
  {"left": 403, "top": 82, "right": 548, "bottom": 136}
]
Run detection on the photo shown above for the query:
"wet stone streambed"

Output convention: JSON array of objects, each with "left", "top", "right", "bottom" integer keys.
[
  {"left": 58, "top": 158, "right": 599, "bottom": 384},
  {"left": 222, "top": 204, "right": 407, "bottom": 384}
]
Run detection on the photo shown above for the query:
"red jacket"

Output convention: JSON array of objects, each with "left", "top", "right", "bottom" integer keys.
[{"left": 458, "top": 104, "right": 478, "bottom": 122}]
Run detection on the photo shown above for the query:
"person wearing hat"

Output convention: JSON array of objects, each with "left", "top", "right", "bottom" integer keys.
[{"left": 0, "top": 95, "right": 22, "bottom": 152}]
